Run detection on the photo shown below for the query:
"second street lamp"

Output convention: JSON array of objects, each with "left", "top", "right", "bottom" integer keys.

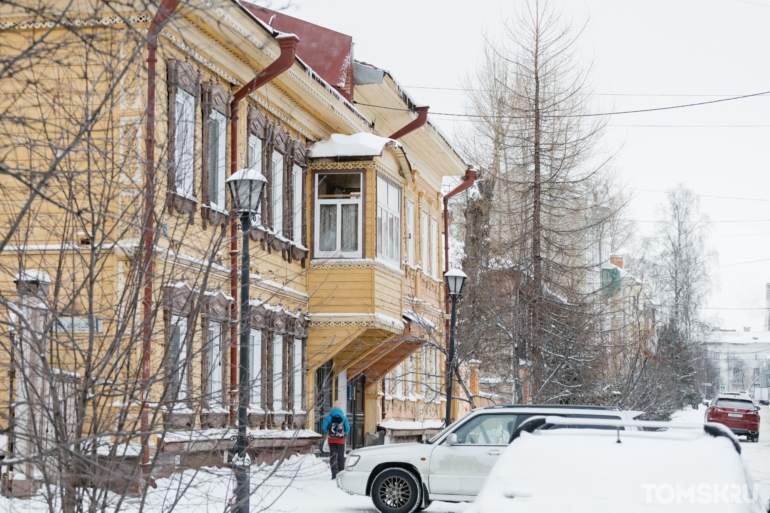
[
  {"left": 444, "top": 268, "right": 467, "bottom": 428},
  {"left": 226, "top": 166, "right": 267, "bottom": 513}
]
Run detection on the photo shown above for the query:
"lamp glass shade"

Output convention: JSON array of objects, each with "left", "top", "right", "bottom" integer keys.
[
  {"left": 226, "top": 167, "right": 267, "bottom": 212},
  {"left": 444, "top": 268, "right": 467, "bottom": 296}
]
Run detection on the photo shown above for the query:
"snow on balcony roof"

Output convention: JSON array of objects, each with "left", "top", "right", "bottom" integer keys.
[
  {"left": 308, "top": 133, "right": 400, "bottom": 159},
  {"left": 14, "top": 270, "right": 52, "bottom": 284}
]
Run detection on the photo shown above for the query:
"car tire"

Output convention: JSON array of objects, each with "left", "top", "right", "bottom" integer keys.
[{"left": 371, "top": 468, "right": 422, "bottom": 513}]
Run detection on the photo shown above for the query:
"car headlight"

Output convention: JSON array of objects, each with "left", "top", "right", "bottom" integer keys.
[{"left": 346, "top": 455, "right": 360, "bottom": 468}]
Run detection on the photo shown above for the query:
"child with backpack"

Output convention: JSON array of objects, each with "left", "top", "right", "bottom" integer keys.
[{"left": 322, "top": 400, "right": 350, "bottom": 479}]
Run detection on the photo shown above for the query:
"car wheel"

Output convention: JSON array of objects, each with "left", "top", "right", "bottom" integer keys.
[{"left": 371, "top": 468, "right": 422, "bottom": 513}]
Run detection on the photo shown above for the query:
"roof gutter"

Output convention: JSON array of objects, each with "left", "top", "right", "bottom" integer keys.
[
  {"left": 228, "top": 34, "right": 299, "bottom": 425},
  {"left": 389, "top": 106, "right": 429, "bottom": 140},
  {"left": 142, "top": 0, "right": 181, "bottom": 474}
]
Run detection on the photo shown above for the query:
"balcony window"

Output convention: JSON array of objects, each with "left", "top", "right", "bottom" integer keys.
[
  {"left": 315, "top": 173, "right": 362, "bottom": 258},
  {"left": 377, "top": 176, "right": 401, "bottom": 265},
  {"left": 208, "top": 111, "right": 227, "bottom": 211}
]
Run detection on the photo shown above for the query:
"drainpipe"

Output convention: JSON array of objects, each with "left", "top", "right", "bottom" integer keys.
[
  {"left": 389, "top": 106, "right": 429, "bottom": 140},
  {"left": 442, "top": 166, "right": 476, "bottom": 421},
  {"left": 142, "top": 0, "right": 181, "bottom": 472},
  {"left": 228, "top": 34, "right": 299, "bottom": 425}
]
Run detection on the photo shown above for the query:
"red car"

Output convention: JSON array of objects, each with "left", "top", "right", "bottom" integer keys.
[{"left": 705, "top": 394, "right": 760, "bottom": 442}]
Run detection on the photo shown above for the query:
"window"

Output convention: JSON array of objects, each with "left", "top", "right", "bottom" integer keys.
[
  {"left": 713, "top": 352, "right": 720, "bottom": 361},
  {"left": 272, "top": 151, "right": 284, "bottom": 236},
  {"left": 169, "top": 315, "right": 188, "bottom": 401},
  {"left": 395, "top": 364, "right": 404, "bottom": 398},
  {"left": 421, "top": 347, "right": 428, "bottom": 395},
  {"left": 432, "top": 348, "right": 439, "bottom": 393},
  {"left": 421, "top": 211, "right": 429, "bottom": 273},
  {"left": 315, "top": 173, "right": 362, "bottom": 257},
  {"left": 716, "top": 399, "right": 753, "bottom": 409},
  {"left": 407, "top": 200, "right": 415, "bottom": 266},
  {"left": 207, "top": 321, "right": 223, "bottom": 404},
  {"left": 273, "top": 335, "right": 283, "bottom": 411},
  {"left": 452, "top": 414, "right": 518, "bottom": 445},
  {"left": 208, "top": 110, "right": 227, "bottom": 211},
  {"left": 754, "top": 368, "right": 760, "bottom": 377},
  {"left": 431, "top": 217, "right": 439, "bottom": 278},
  {"left": 377, "top": 176, "right": 401, "bottom": 264},
  {"left": 293, "top": 338, "right": 303, "bottom": 411},
  {"left": 292, "top": 164, "right": 303, "bottom": 245},
  {"left": 248, "top": 134, "right": 263, "bottom": 226},
  {"left": 174, "top": 89, "right": 195, "bottom": 198},
  {"left": 250, "top": 329, "right": 262, "bottom": 408}
]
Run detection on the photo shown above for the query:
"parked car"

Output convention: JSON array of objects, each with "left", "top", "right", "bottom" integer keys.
[
  {"left": 336, "top": 405, "right": 643, "bottom": 513},
  {"left": 706, "top": 394, "right": 761, "bottom": 442},
  {"left": 468, "top": 417, "right": 768, "bottom": 513}
]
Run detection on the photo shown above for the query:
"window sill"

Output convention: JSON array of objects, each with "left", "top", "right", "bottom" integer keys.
[
  {"left": 201, "top": 204, "right": 228, "bottom": 228},
  {"left": 168, "top": 191, "right": 197, "bottom": 217},
  {"left": 375, "top": 257, "right": 405, "bottom": 275}
]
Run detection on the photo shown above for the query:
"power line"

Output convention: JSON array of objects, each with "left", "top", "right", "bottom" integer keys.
[
  {"left": 717, "top": 257, "right": 770, "bottom": 269},
  {"left": 402, "top": 85, "right": 770, "bottom": 97},
  {"left": 629, "top": 188, "right": 770, "bottom": 203},
  {"left": 353, "top": 90, "right": 770, "bottom": 119}
]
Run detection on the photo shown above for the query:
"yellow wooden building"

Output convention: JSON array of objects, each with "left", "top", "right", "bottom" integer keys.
[{"left": 0, "top": 0, "right": 467, "bottom": 477}]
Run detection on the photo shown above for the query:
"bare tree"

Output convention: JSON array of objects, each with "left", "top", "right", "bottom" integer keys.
[{"left": 454, "top": 0, "right": 633, "bottom": 404}]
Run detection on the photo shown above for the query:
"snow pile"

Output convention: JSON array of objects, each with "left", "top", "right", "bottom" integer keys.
[
  {"left": 470, "top": 428, "right": 755, "bottom": 513},
  {"left": 308, "top": 133, "right": 399, "bottom": 158},
  {"left": 0, "top": 454, "right": 328, "bottom": 512}
]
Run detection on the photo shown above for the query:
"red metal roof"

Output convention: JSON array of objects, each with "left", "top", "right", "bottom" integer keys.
[{"left": 241, "top": 2, "right": 354, "bottom": 102}]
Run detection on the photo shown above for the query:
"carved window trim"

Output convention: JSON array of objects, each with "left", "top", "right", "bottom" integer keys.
[
  {"left": 249, "top": 302, "right": 270, "bottom": 411},
  {"left": 166, "top": 60, "right": 200, "bottom": 223},
  {"left": 161, "top": 283, "right": 197, "bottom": 409},
  {"left": 201, "top": 81, "right": 231, "bottom": 229}
]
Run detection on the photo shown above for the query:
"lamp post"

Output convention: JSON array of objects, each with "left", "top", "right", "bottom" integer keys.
[
  {"left": 226, "top": 167, "right": 266, "bottom": 513},
  {"left": 444, "top": 268, "right": 467, "bottom": 427}
]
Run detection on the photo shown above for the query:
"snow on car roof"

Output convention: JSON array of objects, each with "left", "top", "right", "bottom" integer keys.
[{"left": 471, "top": 429, "right": 753, "bottom": 513}]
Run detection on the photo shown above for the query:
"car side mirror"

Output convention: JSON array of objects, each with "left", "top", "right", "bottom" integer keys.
[{"left": 445, "top": 433, "right": 458, "bottom": 446}]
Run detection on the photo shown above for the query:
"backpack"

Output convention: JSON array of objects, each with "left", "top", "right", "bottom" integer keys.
[{"left": 329, "top": 414, "right": 345, "bottom": 438}]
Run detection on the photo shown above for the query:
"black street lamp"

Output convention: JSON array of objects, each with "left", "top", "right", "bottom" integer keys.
[
  {"left": 226, "top": 166, "right": 266, "bottom": 513},
  {"left": 444, "top": 268, "right": 467, "bottom": 427}
]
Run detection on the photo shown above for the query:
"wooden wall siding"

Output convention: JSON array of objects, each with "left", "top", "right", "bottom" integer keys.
[
  {"left": 308, "top": 268, "right": 374, "bottom": 314},
  {"left": 373, "top": 268, "right": 403, "bottom": 320}
]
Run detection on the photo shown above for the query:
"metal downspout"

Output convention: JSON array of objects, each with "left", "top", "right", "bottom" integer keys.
[
  {"left": 389, "top": 106, "right": 429, "bottom": 140},
  {"left": 142, "top": 0, "right": 181, "bottom": 472},
  {"left": 441, "top": 166, "right": 477, "bottom": 421},
  {"left": 228, "top": 34, "right": 299, "bottom": 425}
]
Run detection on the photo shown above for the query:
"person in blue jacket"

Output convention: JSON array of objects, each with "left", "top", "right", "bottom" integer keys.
[{"left": 322, "top": 400, "right": 350, "bottom": 479}]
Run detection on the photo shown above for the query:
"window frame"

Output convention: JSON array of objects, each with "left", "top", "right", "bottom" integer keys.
[
  {"left": 249, "top": 328, "right": 263, "bottom": 409},
  {"left": 166, "top": 59, "right": 199, "bottom": 209},
  {"left": 292, "top": 163, "right": 304, "bottom": 246},
  {"left": 431, "top": 216, "right": 439, "bottom": 279},
  {"left": 207, "top": 110, "right": 227, "bottom": 212},
  {"left": 406, "top": 199, "right": 415, "bottom": 266},
  {"left": 168, "top": 314, "right": 189, "bottom": 403},
  {"left": 292, "top": 338, "right": 304, "bottom": 412},
  {"left": 206, "top": 320, "right": 224, "bottom": 406},
  {"left": 313, "top": 171, "right": 364, "bottom": 259},
  {"left": 272, "top": 334, "right": 285, "bottom": 411},
  {"left": 421, "top": 210, "right": 429, "bottom": 274},
  {"left": 271, "top": 149, "right": 285, "bottom": 236}
]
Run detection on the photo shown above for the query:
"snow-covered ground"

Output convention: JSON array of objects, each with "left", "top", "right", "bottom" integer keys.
[{"left": 1, "top": 405, "right": 768, "bottom": 512}]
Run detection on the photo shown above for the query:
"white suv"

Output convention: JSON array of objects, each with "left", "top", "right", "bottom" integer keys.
[{"left": 336, "top": 405, "right": 643, "bottom": 513}]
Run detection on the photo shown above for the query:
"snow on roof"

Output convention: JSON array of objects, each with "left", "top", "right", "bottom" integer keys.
[
  {"left": 705, "top": 331, "right": 770, "bottom": 344},
  {"left": 378, "top": 419, "right": 444, "bottom": 431},
  {"left": 14, "top": 270, "right": 51, "bottom": 284},
  {"left": 308, "top": 133, "right": 399, "bottom": 159}
]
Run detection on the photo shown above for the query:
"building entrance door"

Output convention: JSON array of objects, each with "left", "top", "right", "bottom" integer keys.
[
  {"left": 347, "top": 375, "right": 365, "bottom": 449},
  {"left": 314, "top": 361, "right": 333, "bottom": 440}
]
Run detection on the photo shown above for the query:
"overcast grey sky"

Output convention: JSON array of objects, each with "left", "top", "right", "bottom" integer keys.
[{"left": 293, "top": 0, "right": 770, "bottom": 331}]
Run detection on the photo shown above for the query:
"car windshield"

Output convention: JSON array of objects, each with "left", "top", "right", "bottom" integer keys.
[{"left": 716, "top": 399, "right": 754, "bottom": 410}]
